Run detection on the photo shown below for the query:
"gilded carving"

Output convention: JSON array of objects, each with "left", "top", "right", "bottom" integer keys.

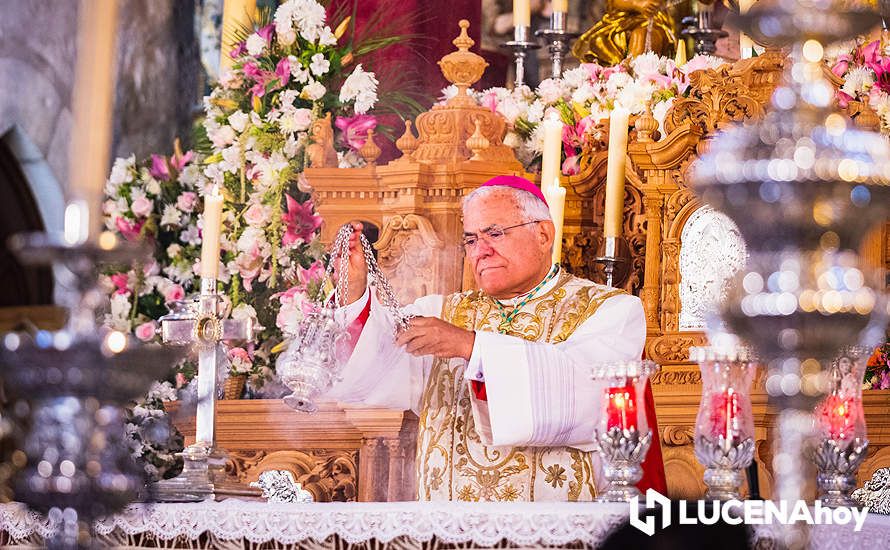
[
  {"left": 228, "top": 449, "right": 358, "bottom": 502},
  {"left": 646, "top": 333, "right": 708, "bottom": 365},
  {"left": 662, "top": 425, "right": 695, "bottom": 447},
  {"left": 306, "top": 112, "right": 338, "bottom": 168}
]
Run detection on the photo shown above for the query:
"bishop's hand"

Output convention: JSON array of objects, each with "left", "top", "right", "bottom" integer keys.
[
  {"left": 395, "top": 316, "right": 476, "bottom": 361},
  {"left": 331, "top": 221, "right": 368, "bottom": 306}
]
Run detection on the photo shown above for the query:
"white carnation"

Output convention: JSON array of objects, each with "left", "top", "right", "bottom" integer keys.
[
  {"left": 107, "top": 293, "right": 131, "bottom": 331},
  {"left": 562, "top": 67, "right": 590, "bottom": 89},
  {"left": 526, "top": 100, "right": 545, "bottom": 124},
  {"left": 246, "top": 33, "right": 267, "bottom": 57},
  {"left": 160, "top": 204, "right": 182, "bottom": 227},
  {"left": 571, "top": 82, "right": 597, "bottom": 104},
  {"left": 842, "top": 67, "right": 875, "bottom": 98},
  {"left": 147, "top": 381, "right": 178, "bottom": 402},
  {"left": 294, "top": 0, "right": 327, "bottom": 42},
  {"left": 631, "top": 52, "right": 663, "bottom": 77},
  {"left": 106, "top": 155, "right": 135, "bottom": 194}
]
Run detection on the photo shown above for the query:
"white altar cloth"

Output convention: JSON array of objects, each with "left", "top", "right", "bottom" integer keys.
[{"left": 1, "top": 500, "right": 889, "bottom": 548}]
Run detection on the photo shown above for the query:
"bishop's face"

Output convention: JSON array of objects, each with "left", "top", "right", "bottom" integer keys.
[{"left": 462, "top": 193, "right": 555, "bottom": 300}]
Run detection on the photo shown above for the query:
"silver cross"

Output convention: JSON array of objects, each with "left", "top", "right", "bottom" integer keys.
[{"left": 151, "top": 277, "right": 254, "bottom": 502}]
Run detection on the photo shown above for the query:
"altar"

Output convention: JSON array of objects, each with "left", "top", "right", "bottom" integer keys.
[{"left": 2, "top": 500, "right": 890, "bottom": 549}]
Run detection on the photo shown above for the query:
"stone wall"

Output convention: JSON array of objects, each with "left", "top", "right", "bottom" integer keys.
[{"left": 0, "top": 0, "right": 201, "bottom": 206}]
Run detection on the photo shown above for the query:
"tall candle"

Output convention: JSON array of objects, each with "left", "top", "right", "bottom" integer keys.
[
  {"left": 605, "top": 384, "right": 638, "bottom": 431},
  {"left": 543, "top": 178, "right": 566, "bottom": 265},
  {"left": 513, "top": 0, "right": 531, "bottom": 27},
  {"left": 552, "top": 0, "right": 568, "bottom": 13},
  {"left": 200, "top": 186, "right": 224, "bottom": 279},
  {"left": 220, "top": 0, "right": 258, "bottom": 71},
  {"left": 739, "top": 0, "right": 756, "bottom": 60},
  {"left": 540, "top": 113, "right": 563, "bottom": 194},
  {"left": 675, "top": 40, "right": 687, "bottom": 67},
  {"left": 68, "top": 0, "right": 119, "bottom": 241},
  {"left": 604, "top": 106, "right": 629, "bottom": 238}
]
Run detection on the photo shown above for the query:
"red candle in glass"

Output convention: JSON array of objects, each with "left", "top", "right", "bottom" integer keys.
[
  {"left": 820, "top": 394, "right": 855, "bottom": 440},
  {"left": 605, "top": 384, "right": 638, "bottom": 430},
  {"left": 708, "top": 388, "right": 740, "bottom": 440}
]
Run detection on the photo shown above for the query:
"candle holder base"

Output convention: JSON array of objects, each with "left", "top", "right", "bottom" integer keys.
[
  {"left": 594, "top": 235, "right": 631, "bottom": 288},
  {"left": 594, "top": 426, "right": 651, "bottom": 502},
  {"left": 694, "top": 435, "right": 755, "bottom": 501},
  {"left": 811, "top": 437, "right": 868, "bottom": 508},
  {"left": 150, "top": 443, "right": 262, "bottom": 502}
]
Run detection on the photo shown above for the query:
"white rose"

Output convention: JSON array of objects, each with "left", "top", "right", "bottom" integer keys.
[
  {"left": 210, "top": 124, "right": 236, "bottom": 148},
  {"left": 166, "top": 243, "right": 182, "bottom": 258}
]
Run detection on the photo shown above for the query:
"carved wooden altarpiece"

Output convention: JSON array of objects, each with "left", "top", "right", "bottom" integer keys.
[{"left": 179, "top": 27, "right": 890, "bottom": 500}]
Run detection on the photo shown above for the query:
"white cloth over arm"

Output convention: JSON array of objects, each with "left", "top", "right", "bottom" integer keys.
[
  {"left": 465, "top": 294, "right": 646, "bottom": 452},
  {"left": 323, "top": 288, "right": 443, "bottom": 413}
]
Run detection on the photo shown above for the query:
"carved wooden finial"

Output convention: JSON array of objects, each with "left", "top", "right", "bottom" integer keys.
[
  {"left": 453, "top": 19, "right": 474, "bottom": 51},
  {"left": 437, "top": 20, "right": 488, "bottom": 107},
  {"left": 634, "top": 105, "right": 659, "bottom": 143},
  {"left": 466, "top": 119, "right": 490, "bottom": 160},
  {"left": 360, "top": 129, "right": 381, "bottom": 164},
  {"left": 396, "top": 119, "right": 417, "bottom": 159}
]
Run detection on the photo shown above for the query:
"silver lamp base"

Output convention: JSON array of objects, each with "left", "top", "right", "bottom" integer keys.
[{"left": 595, "top": 426, "right": 651, "bottom": 502}]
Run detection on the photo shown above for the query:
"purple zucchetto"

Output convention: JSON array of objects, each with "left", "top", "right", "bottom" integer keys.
[{"left": 479, "top": 175, "right": 548, "bottom": 207}]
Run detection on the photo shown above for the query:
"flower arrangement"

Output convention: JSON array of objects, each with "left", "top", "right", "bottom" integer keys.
[
  {"left": 865, "top": 343, "right": 890, "bottom": 389},
  {"left": 449, "top": 52, "right": 727, "bottom": 172},
  {"left": 102, "top": 0, "right": 411, "bottom": 478},
  {"left": 826, "top": 38, "right": 890, "bottom": 133}
]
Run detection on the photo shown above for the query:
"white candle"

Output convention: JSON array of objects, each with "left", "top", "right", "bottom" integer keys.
[
  {"left": 200, "top": 186, "right": 224, "bottom": 279},
  {"left": 739, "top": 0, "right": 756, "bottom": 60},
  {"left": 220, "top": 0, "right": 258, "bottom": 71},
  {"left": 540, "top": 113, "right": 563, "bottom": 194},
  {"left": 552, "top": 0, "right": 568, "bottom": 13},
  {"left": 68, "top": 0, "right": 118, "bottom": 240},
  {"left": 514, "top": 0, "right": 530, "bottom": 27},
  {"left": 604, "top": 106, "right": 629, "bottom": 239},
  {"left": 543, "top": 177, "right": 566, "bottom": 265}
]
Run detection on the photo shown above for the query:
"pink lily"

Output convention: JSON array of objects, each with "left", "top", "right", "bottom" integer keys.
[
  {"left": 229, "top": 42, "right": 246, "bottom": 60},
  {"left": 837, "top": 90, "right": 853, "bottom": 109},
  {"left": 115, "top": 217, "right": 144, "bottom": 241},
  {"left": 832, "top": 53, "right": 852, "bottom": 78},
  {"left": 860, "top": 40, "right": 881, "bottom": 66},
  {"left": 334, "top": 114, "right": 378, "bottom": 150},
  {"left": 864, "top": 47, "right": 890, "bottom": 93},
  {"left": 880, "top": 370, "right": 890, "bottom": 390},
  {"left": 282, "top": 195, "right": 323, "bottom": 246},
  {"left": 298, "top": 261, "right": 325, "bottom": 286},
  {"left": 149, "top": 154, "right": 170, "bottom": 181},
  {"left": 170, "top": 150, "right": 194, "bottom": 172},
  {"left": 581, "top": 62, "right": 603, "bottom": 80},
  {"left": 257, "top": 24, "right": 274, "bottom": 44},
  {"left": 110, "top": 273, "right": 130, "bottom": 295},
  {"left": 242, "top": 61, "right": 262, "bottom": 81},
  {"left": 275, "top": 57, "right": 291, "bottom": 87}
]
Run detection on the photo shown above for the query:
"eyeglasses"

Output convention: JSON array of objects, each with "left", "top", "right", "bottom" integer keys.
[{"left": 462, "top": 221, "right": 541, "bottom": 248}]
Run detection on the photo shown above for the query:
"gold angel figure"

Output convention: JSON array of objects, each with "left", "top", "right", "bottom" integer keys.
[{"left": 572, "top": 0, "right": 677, "bottom": 66}]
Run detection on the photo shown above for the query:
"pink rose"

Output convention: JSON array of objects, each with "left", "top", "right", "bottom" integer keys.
[
  {"left": 243, "top": 203, "right": 270, "bottom": 227},
  {"left": 562, "top": 155, "right": 581, "bottom": 176},
  {"left": 290, "top": 108, "right": 313, "bottom": 131},
  {"left": 177, "top": 192, "right": 197, "bottom": 213},
  {"left": 115, "top": 217, "right": 144, "bottom": 240},
  {"left": 163, "top": 284, "right": 185, "bottom": 303},
  {"left": 135, "top": 321, "right": 157, "bottom": 342},
  {"left": 228, "top": 347, "right": 252, "bottom": 363},
  {"left": 130, "top": 196, "right": 153, "bottom": 218}
]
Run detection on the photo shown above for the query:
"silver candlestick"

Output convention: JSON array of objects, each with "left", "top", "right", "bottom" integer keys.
[
  {"left": 594, "top": 236, "right": 628, "bottom": 288},
  {"left": 500, "top": 25, "right": 541, "bottom": 87},
  {"left": 151, "top": 276, "right": 257, "bottom": 502},
  {"left": 0, "top": 231, "right": 185, "bottom": 548},
  {"left": 535, "top": 11, "right": 579, "bottom": 79}
]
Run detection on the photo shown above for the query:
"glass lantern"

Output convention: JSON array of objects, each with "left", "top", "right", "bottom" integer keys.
[
  {"left": 691, "top": 345, "right": 757, "bottom": 501},
  {"left": 811, "top": 347, "right": 869, "bottom": 507},
  {"left": 590, "top": 359, "right": 659, "bottom": 502}
]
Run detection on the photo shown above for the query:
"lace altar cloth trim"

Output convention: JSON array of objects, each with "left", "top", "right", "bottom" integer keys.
[
  {"left": 2, "top": 500, "right": 890, "bottom": 548},
  {"left": 0, "top": 500, "right": 630, "bottom": 547}
]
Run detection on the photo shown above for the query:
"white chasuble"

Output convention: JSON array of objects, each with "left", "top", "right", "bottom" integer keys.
[{"left": 325, "top": 271, "right": 646, "bottom": 502}]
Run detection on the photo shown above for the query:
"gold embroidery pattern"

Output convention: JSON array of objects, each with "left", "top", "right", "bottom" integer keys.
[{"left": 415, "top": 275, "right": 623, "bottom": 501}]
